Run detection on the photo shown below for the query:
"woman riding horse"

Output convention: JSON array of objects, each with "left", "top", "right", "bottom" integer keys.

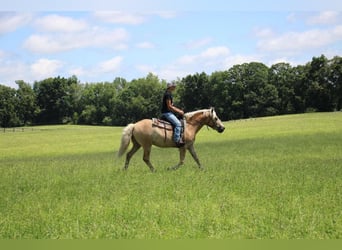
[
  {"left": 161, "top": 82, "right": 185, "bottom": 147},
  {"left": 118, "top": 107, "right": 225, "bottom": 172}
]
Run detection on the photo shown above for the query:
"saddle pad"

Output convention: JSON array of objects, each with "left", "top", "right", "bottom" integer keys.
[{"left": 152, "top": 118, "right": 173, "bottom": 130}]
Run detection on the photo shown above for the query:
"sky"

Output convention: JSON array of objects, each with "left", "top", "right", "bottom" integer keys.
[{"left": 1, "top": 1, "right": 342, "bottom": 88}]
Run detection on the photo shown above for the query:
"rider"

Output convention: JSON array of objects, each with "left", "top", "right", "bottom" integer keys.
[{"left": 161, "top": 82, "right": 185, "bottom": 147}]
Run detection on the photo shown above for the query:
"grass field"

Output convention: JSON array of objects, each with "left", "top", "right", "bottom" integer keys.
[{"left": 0, "top": 112, "right": 342, "bottom": 239}]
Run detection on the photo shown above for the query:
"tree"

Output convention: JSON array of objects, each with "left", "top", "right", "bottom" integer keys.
[
  {"left": 225, "top": 64, "right": 247, "bottom": 119},
  {"left": 306, "top": 55, "right": 334, "bottom": 111},
  {"left": 78, "top": 82, "right": 117, "bottom": 125},
  {"left": 227, "top": 62, "right": 279, "bottom": 118},
  {"left": 179, "top": 72, "right": 210, "bottom": 111},
  {"left": 269, "top": 63, "right": 296, "bottom": 114},
  {"left": 208, "top": 70, "right": 232, "bottom": 120},
  {"left": 34, "top": 76, "right": 80, "bottom": 124},
  {"left": 291, "top": 64, "right": 308, "bottom": 113},
  {"left": 0, "top": 85, "right": 19, "bottom": 127},
  {"left": 328, "top": 56, "right": 342, "bottom": 111},
  {"left": 111, "top": 73, "right": 164, "bottom": 125},
  {"left": 1, "top": 54, "right": 341, "bottom": 127},
  {"left": 15, "top": 80, "right": 38, "bottom": 125},
  {"left": 244, "top": 62, "right": 278, "bottom": 117}
]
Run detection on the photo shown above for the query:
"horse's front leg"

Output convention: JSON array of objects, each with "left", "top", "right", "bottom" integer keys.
[
  {"left": 168, "top": 147, "right": 186, "bottom": 170},
  {"left": 188, "top": 144, "right": 203, "bottom": 170}
]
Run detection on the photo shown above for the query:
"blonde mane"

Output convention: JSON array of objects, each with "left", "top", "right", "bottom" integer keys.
[{"left": 184, "top": 109, "right": 210, "bottom": 120}]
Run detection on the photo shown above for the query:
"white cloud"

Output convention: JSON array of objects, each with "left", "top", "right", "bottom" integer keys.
[
  {"left": 93, "top": 11, "right": 177, "bottom": 25},
  {"left": 286, "top": 12, "right": 297, "bottom": 23},
  {"left": 0, "top": 49, "right": 6, "bottom": 59},
  {"left": 66, "top": 57, "right": 124, "bottom": 80},
  {"left": 201, "top": 46, "right": 230, "bottom": 58},
  {"left": 177, "top": 54, "right": 195, "bottom": 65},
  {"left": 136, "top": 41, "right": 155, "bottom": 49},
  {"left": 307, "top": 11, "right": 339, "bottom": 25},
  {"left": 33, "top": 14, "right": 87, "bottom": 32},
  {"left": 30, "top": 58, "right": 64, "bottom": 80},
  {"left": 223, "top": 54, "right": 261, "bottom": 68},
  {"left": 265, "top": 56, "right": 303, "bottom": 68},
  {"left": 183, "top": 37, "right": 213, "bottom": 49},
  {"left": 68, "top": 66, "right": 87, "bottom": 78},
  {"left": 257, "top": 25, "right": 342, "bottom": 53},
  {"left": 136, "top": 45, "right": 231, "bottom": 81},
  {"left": 23, "top": 27, "right": 129, "bottom": 53},
  {"left": 0, "top": 51, "right": 40, "bottom": 87},
  {"left": 24, "top": 34, "right": 66, "bottom": 53},
  {"left": 0, "top": 60, "right": 27, "bottom": 88},
  {"left": 135, "top": 64, "right": 158, "bottom": 78},
  {"left": 97, "top": 56, "right": 123, "bottom": 73},
  {"left": 178, "top": 46, "right": 230, "bottom": 66},
  {"left": 134, "top": 46, "right": 264, "bottom": 82},
  {"left": 155, "top": 11, "right": 178, "bottom": 19},
  {"left": 158, "top": 66, "right": 193, "bottom": 81},
  {"left": 0, "top": 12, "right": 32, "bottom": 35},
  {"left": 254, "top": 27, "right": 274, "bottom": 38},
  {"left": 93, "top": 11, "right": 147, "bottom": 25}
]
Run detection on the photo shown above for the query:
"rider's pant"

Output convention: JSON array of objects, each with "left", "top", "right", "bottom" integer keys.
[{"left": 162, "top": 112, "right": 182, "bottom": 143}]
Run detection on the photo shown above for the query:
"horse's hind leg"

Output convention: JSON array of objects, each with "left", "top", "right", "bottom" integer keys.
[
  {"left": 124, "top": 138, "right": 141, "bottom": 170},
  {"left": 143, "top": 145, "right": 155, "bottom": 172}
]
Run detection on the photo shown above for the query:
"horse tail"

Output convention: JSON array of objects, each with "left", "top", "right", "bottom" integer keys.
[{"left": 117, "top": 123, "right": 135, "bottom": 158}]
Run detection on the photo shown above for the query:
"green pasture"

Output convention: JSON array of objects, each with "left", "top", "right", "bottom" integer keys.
[{"left": 0, "top": 112, "right": 341, "bottom": 239}]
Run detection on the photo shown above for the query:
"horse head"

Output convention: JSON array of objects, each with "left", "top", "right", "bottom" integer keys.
[
  {"left": 206, "top": 107, "right": 225, "bottom": 133},
  {"left": 184, "top": 108, "right": 225, "bottom": 133}
]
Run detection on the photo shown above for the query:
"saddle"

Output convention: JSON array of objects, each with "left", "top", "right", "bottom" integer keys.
[
  {"left": 151, "top": 118, "right": 173, "bottom": 130},
  {"left": 152, "top": 117, "right": 185, "bottom": 142}
]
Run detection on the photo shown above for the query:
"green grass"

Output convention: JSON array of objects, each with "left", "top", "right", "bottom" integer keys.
[{"left": 0, "top": 113, "right": 342, "bottom": 239}]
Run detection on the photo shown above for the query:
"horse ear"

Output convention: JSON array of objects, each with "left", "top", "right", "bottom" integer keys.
[{"left": 210, "top": 107, "right": 215, "bottom": 113}]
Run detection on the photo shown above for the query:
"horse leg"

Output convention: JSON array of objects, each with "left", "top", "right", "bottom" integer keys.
[
  {"left": 124, "top": 138, "right": 141, "bottom": 170},
  {"left": 143, "top": 145, "right": 155, "bottom": 172},
  {"left": 168, "top": 147, "right": 186, "bottom": 170},
  {"left": 188, "top": 144, "right": 203, "bottom": 169}
]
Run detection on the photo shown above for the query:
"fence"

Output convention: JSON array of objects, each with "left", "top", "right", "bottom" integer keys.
[{"left": 2, "top": 127, "right": 36, "bottom": 133}]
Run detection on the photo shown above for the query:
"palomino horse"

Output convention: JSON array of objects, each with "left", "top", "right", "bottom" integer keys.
[{"left": 117, "top": 107, "right": 225, "bottom": 171}]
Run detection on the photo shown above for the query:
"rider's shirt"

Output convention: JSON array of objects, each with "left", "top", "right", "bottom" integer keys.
[{"left": 161, "top": 90, "right": 173, "bottom": 113}]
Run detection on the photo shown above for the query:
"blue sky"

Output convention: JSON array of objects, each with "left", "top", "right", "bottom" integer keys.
[{"left": 1, "top": 1, "right": 342, "bottom": 88}]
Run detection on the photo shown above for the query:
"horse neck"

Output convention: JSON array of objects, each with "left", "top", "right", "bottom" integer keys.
[{"left": 186, "top": 111, "right": 209, "bottom": 134}]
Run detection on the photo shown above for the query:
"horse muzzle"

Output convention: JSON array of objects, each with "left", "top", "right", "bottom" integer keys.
[{"left": 217, "top": 126, "right": 225, "bottom": 133}]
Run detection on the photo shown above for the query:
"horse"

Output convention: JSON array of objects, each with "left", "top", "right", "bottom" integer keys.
[{"left": 117, "top": 107, "right": 225, "bottom": 171}]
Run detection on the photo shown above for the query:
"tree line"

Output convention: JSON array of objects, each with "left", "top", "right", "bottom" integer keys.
[{"left": 1, "top": 54, "right": 342, "bottom": 128}]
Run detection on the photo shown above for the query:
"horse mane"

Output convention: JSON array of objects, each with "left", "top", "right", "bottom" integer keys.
[{"left": 184, "top": 109, "right": 210, "bottom": 120}]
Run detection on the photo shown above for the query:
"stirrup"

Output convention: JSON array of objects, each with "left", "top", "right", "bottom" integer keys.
[{"left": 176, "top": 139, "right": 185, "bottom": 148}]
